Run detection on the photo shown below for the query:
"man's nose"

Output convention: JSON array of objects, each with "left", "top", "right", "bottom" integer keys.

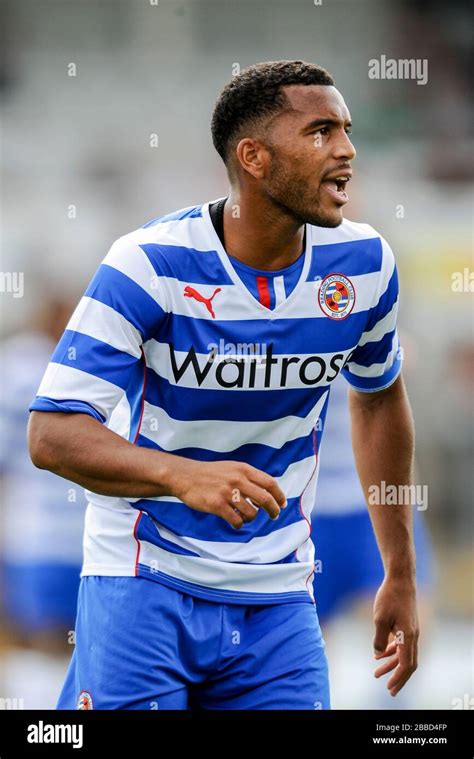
[{"left": 332, "top": 132, "right": 356, "bottom": 161}]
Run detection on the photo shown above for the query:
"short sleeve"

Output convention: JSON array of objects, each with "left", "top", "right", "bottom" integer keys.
[
  {"left": 29, "top": 234, "right": 167, "bottom": 424},
  {"left": 341, "top": 236, "right": 403, "bottom": 393}
]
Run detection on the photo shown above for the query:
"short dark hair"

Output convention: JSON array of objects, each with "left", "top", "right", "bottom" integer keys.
[{"left": 211, "top": 60, "right": 334, "bottom": 164}]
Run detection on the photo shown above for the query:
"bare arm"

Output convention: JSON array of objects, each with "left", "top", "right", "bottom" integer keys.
[
  {"left": 28, "top": 411, "right": 286, "bottom": 529},
  {"left": 349, "top": 373, "right": 416, "bottom": 580},
  {"left": 349, "top": 373, "right": 419, "bottom": 696}
]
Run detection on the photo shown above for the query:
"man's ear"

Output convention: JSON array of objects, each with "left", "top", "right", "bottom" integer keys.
[{"left": 235, "top": 137, "right": 268, "bottom": 180}]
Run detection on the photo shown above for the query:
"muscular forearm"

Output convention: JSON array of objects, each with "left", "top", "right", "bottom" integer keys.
[
  {"left": 28, "top": 410, "right": 286, "bottom": 528},
  {"left": 28, "top": 410, "right": 182, "bottom": 498},
  {"left": 349, "top": 375, "right": 416, "bottom": 581}
]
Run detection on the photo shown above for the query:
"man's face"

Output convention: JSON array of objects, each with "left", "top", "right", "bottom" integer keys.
[{"left": 262, "top": 85, "right": 356, "bottom": 227}]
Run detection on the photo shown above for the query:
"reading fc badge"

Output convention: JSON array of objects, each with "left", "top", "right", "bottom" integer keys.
[
  {"left": 77, "top": 691, "right": 93, "bottom": 710},
  {"left": 318, "top": 273, "right": 355, "bottom": 320}
]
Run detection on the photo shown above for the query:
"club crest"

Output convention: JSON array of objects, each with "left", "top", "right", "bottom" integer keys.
[{"left": 318, "top": 273, "right": 355, "bottom": 319}]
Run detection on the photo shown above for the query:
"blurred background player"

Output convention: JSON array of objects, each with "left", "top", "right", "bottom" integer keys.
[
  {"left": 312, "top": 339, "right": 436, "bottom": 709},
  {"left": 0, "top": 295, "right": 86, "bottom": 708}
]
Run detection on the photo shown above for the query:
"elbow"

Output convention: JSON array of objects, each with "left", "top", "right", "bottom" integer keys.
[{"left": 27, "top": 413, "right": 59, "bottom": 471}]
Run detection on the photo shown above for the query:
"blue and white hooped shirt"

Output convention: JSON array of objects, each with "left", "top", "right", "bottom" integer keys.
[{"left": 30, "top": 199, "right": 402, "bottom": 605}]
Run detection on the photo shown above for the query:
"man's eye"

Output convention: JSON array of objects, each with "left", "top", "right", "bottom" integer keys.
[
  {"left": 345, "top": 127, "right": 353, "bottom": 135},
  {"left": 314, "top": 127, "right": 329, "bottom": 136}
]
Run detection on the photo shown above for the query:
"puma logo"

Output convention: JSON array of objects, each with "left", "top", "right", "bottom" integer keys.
[{"left": 183, "top": 285, "right": 222, "bottom": 319}]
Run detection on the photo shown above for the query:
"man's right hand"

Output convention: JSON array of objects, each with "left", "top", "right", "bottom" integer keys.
[{"left": 165, "top": 458, "right": 287, "bottom": 529}]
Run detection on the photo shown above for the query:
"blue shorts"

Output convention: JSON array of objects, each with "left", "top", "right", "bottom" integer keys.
[
  {"left": 1, "top": 561, "right": 81, "bottom": 633},
  {"left": 57, "top": 576, "right": 330, "bottom": 710},
  {"left": 312, "top": 509, "right": 435, "bottom": 622}
]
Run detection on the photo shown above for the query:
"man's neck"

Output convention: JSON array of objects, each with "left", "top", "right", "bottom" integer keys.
[{"left": 222, "top": 190, "right": 305, "bottom": 271}]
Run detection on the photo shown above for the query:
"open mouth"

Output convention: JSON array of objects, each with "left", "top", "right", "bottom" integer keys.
[{"left": 322, "top": 175, "right": 351, "bottom": 205}]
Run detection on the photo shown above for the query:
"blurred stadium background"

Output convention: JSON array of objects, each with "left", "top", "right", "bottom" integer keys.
[{"left": 0, "top": 0, "right": 472, "bottom": 709}]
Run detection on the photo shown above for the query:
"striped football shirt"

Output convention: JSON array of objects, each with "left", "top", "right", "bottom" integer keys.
[{"left": 29, "top": 199, "right": 402, "bottom": 605}]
